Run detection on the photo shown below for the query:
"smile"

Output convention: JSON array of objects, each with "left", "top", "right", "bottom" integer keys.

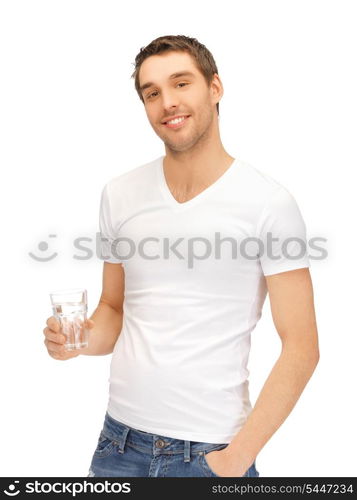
[{"left": 163, "top": 115, "right": 190, "bottom": 129}]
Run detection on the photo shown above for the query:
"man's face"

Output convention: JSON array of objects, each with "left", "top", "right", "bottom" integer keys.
[{"left": 138, "top": 51, "right": 221, "bottom": 153}]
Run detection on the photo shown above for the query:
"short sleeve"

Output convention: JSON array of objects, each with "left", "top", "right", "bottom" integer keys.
[
  {"left": 98, "top": 183, "right": 123, "bottom": 264},
  {"left": 255, "top": 186, "right": 310, "bottom": 276}
]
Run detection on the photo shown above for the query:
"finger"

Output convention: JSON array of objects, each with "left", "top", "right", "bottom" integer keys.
[
  {"left": 48, "top": 348, "right": 59, "bottom": 359},
  {"left": 43, "top": 327, "right": 66, "bottom": 344},
  {"left": 45, "top": 339, "right": 66, "bottom": 354},
  {"left": 46, "top": 316, "right": 61, "bottom": 333},
  {"left": 48, "top": 349, "right": 65, "bottom": 360}
]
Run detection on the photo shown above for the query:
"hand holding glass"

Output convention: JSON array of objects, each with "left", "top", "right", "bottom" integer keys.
[{"left": 49, "top": 288, "right": 90, "bottom": 350}]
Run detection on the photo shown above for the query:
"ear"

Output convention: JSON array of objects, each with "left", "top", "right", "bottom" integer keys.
[{"left": 210, "top": 73, "right": 224, "bottom": 108}]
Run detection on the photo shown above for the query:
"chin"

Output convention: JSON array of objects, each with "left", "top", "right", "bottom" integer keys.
[{"left": 165, "top": 140, "right": 197, "bottom": 153}]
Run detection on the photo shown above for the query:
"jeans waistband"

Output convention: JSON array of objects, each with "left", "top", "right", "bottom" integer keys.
[{"left": 101, "top": 412, "right": 229, "bottom": 463}]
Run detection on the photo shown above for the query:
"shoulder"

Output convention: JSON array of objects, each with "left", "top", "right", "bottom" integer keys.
[
  {"left": 103, "top": 156, "right": 161, "bottom": 196},
  {"left": 238, "top": 159, "right": 286, "bottom": 194},
  {"left": 235, "top": 158, "right": 297, "bottom": 211}
]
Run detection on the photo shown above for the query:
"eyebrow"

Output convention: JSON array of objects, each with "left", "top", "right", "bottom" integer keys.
[{"left": 139, "top": 71, "right": 196, "bottom": 93}]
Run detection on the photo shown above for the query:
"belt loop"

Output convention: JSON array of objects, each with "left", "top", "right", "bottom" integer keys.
[
  {"left": 183, "top": 440, "right": 191, "bottom": 463},
  {"left": 118, "top": 426, "right": 130, "bottom": 454}
]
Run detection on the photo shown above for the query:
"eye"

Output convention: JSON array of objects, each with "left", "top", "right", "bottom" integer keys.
[
  {"left": 146, "top": 91, "right": 158, "bottom": 100},
  {"left": 146, "top": 83, "right": 189, "bottom": 100}
]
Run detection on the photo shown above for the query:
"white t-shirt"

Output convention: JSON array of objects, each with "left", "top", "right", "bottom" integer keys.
[{"left": 99, "top": 155, "right": 310, "bottom": 443}]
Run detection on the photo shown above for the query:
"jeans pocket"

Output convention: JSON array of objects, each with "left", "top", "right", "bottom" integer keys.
[
  {"left": 199, "top": 444, "right": 228, "bottom": 477},
  {"left": 200, "top": 446, "right": 254, "bottom": 478},
  {"left": 93, "top": 430, "right": 116, "bottom": 458},
  {"left": 201, "top": 452, "right": 220, "bottom": 477}
]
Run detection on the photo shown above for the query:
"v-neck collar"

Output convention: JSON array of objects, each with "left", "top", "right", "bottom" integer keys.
[{"left": 156, "top": 155, "right": 239, "bottom": 211}]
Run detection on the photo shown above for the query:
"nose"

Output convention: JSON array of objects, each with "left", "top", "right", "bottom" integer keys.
[{"left": 161, "top": 88, "right": 180, "bottom": 111}]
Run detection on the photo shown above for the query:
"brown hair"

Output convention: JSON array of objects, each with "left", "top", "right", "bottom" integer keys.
[{"left": 131, "top": 35, "right": 220, "bottom": 115}]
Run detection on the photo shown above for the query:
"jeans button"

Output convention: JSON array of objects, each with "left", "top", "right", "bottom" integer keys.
[{"left": 155, "top": 439, "right": 166, "bottom": 448}]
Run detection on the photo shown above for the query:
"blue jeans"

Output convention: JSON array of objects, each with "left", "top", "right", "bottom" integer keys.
[{"left": 88, "top": 412, "right": 260, "bottom": 477}]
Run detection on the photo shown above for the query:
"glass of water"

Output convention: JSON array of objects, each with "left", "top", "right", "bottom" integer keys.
[{"left": 49, "top": 288, "right": 89, "bottom": 350}]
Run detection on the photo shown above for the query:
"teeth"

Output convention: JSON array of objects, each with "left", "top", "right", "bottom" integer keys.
[{"left": 167, "top": 116, "right": 186, "bottom": 125}]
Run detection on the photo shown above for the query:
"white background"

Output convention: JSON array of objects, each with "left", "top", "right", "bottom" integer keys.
[{"left": 0, "top": 0, "right": 356, "bottom": 477}]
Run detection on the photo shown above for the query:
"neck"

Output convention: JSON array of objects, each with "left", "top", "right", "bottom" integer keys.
[{"left": 163, "top": 145, "right": 235, "bottom": 191}]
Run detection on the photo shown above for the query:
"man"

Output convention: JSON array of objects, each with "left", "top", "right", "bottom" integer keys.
[{"left": 43, "top": 35, "right": 320, "bottom": 478}]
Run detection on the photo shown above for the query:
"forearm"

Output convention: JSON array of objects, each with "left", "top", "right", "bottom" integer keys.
[
  {"left": 226, "top": 344, "right": 319, "bottom": 470},
  {"left": 80, "top": 301, "right": 123, "bottom": 356}
]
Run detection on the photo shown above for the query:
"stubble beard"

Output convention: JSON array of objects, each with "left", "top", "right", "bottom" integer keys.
[{"left": 159, "top": 105, "right": 214, "bottom": 154}]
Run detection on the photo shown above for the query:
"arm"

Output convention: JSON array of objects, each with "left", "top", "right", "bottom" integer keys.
[
  {"left": 80, "top": 262, "right": 125, "bottom": 356},
  {"left": 206, "top": 267, "right": 320, "bottom": 476}
]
